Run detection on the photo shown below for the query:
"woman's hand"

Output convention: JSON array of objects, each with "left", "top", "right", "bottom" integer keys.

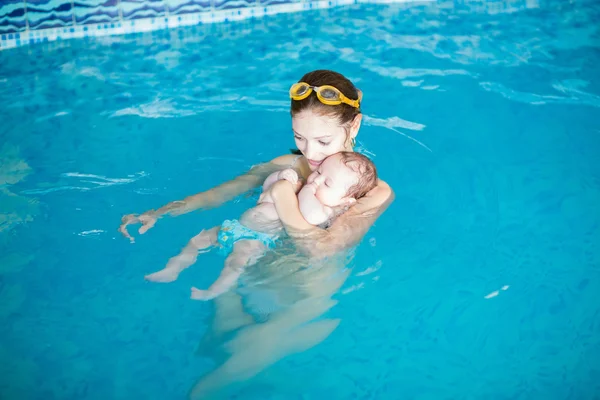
[{"left": 119, "top": 212, "right": 158, "bottom": 243}]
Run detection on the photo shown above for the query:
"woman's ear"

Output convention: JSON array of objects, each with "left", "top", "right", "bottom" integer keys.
[{"left": 350, "top": 113, "right": 362, "bottom": 139}]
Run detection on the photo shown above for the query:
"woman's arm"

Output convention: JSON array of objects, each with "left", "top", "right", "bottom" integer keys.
[
  {"left": 119, "top": 154, "right": 299, "bottom": 240},
  {"left": 156, "top": 156, "right": 297, "bottom": 216},
  {"left": 269, "top": 179, "right": 394, "bottom": 258}
]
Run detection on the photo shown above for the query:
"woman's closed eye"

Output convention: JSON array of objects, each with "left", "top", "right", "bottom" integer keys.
[
  {"left": 318, "top": 140, "right": 331, "bottom": 146},
  {"left": 294, "top": 135, "right": 303, "bottom": 141}
]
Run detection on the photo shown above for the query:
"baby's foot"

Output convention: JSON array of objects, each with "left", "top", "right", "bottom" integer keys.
[
  {"left": 190, "top": 287, "right": 217, "bottom": 301},
  {"left": 145, "top": 268, "right": 180, "bottom": 283}
]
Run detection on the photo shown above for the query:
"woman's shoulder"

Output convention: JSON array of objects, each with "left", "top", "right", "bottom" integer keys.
[{"left": 270, "top": 154, "right": 304, "bottom": 166}]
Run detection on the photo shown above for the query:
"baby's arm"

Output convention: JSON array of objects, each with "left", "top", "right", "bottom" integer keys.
[
  {"left": 297, "top": 183, "right": 334, "bottom": 226},
  {"left": 262, "top": 169, "right": 298, "bottom": 191},
  {"left": 260, "top": 169, "right": 301, "bottom": 204}
]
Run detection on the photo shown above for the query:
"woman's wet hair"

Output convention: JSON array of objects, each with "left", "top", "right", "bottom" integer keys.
[{"left": 290, "top": 69, "right": 361, "bottom": 127}]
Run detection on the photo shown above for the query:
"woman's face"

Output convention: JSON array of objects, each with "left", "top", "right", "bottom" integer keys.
[{"left": 292, "top": 109, "right": 360, "bottom": 171}]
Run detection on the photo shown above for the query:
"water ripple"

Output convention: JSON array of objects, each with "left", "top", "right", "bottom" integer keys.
[
  {"left": 22, "top": 172, "right": 148, "bottom": 195},
  {"left": 480, "top": 81, "right": 600, "bottom": 107}
]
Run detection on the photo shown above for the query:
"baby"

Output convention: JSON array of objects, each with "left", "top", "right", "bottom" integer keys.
[{"left": 145, "top": 151, "right": 378, "bottom": 300}]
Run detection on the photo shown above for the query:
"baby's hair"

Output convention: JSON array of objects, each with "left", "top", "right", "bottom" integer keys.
[{"left": 338, "top": 152, "right": 378, "bottom": 199}]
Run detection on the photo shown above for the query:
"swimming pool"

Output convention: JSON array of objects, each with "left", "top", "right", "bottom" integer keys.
[{"left": 1, "top": 0, "right": 599, "bottom": 398}]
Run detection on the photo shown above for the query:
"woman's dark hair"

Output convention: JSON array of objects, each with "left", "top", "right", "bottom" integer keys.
[{"left": 290, "top": 69, "right": 361, "bottom": 126}]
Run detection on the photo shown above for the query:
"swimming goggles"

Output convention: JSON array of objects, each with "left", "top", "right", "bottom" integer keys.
[{"left": 289, "top": 82, "right": 361, "bottom": 108}]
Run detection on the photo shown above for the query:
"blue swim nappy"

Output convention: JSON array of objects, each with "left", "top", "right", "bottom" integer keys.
[{"left": 217, "top": 219, "right": 278, "bottom": 254}]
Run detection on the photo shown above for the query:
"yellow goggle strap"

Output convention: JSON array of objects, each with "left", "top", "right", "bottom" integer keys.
[{"left": 289, "top": 82, "right": 361, "bottom": 108}]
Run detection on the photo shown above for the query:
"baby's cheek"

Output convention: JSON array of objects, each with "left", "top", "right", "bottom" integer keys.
[{"left": 319, "top": 190, "right": 336, "bottom": 206}]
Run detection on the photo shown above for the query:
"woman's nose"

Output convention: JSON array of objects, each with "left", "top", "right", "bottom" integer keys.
[{"left": 304, "top": 142, "right": 317, "bottom": 160}]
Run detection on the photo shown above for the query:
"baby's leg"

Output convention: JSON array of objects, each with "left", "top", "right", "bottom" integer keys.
[
  {"left": 145, "top": 226, "right": 220, "bottom": 283},
  {"left": 191, "top": 239, "right": 267, "bottom": 300}
]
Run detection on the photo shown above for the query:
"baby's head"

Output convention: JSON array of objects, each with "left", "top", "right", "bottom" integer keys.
[{"left": 306, "top": 151, "right": 378, "bottom": 207}]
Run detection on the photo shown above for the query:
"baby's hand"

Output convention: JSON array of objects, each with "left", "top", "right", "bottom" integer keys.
[
  {"left": 277, "top": 169, "right": 299, "bottom": 184},
  {"left": 300, "top": 181, "right": 318, "bottom": 195}
]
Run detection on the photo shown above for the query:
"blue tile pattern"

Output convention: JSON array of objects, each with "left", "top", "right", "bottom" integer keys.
[
  {"left": 120, "top": 0, "right": 167, "bottom": 20},
  {"left": 26, "top": 0, "right": 75, "bottom": 30},
  {"left": 0, "top": 0, "right": 27, "bottom": 34},
  {"left": 213, "top": 0, "right": 257, "bottom": 10},
  {"left": 260, "top": 0, "right": 302, "bottom": 6},
  {"left": 164, "top": 0, "right": 211, "bottom": 15},
  {"left": 2, "top": 0, "right": 522, "bottom": 51},
  {"left": 74, "top": 0, "right": 120, "bottom": 25}
]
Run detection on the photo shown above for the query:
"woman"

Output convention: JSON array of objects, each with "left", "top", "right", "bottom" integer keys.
[
  {"left": 120, "top": 69, "right": 394, "bottom": 397},
  {"left": 120, "top": 69, "right": 393, "bottom": 255}
]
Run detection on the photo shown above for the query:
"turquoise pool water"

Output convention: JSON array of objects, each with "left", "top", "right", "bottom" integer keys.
[{"left": 1, "top": 0, "right": 599, "bottom": 398}]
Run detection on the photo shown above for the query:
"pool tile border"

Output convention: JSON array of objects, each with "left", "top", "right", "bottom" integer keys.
[{"left": 1, "top": 0, "right": 388, "bottom": 51}]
